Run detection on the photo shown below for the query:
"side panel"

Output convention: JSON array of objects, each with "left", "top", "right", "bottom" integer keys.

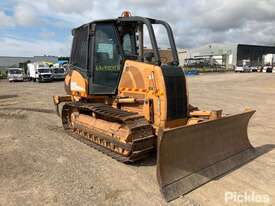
[
  {"left": 118, "top": 60, "right": 188, "bottom": 130},
  {"left": 27, "top": 64, "right": 36, "bottom": 78},
  {"left": 64, "top": 69, "right": 88, "bottom": 97},
  {"left": 118, "top": 60, "right": 167, "bottom": 128}
]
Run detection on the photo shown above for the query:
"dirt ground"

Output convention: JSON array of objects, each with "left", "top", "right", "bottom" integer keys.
[{"left": 0, "top": 73, "right": 274, "bottom": 206}]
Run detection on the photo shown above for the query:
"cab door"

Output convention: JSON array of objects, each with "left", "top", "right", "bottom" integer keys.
[{"left": 89, "top": 23, "right": 123, "bottom": 94}]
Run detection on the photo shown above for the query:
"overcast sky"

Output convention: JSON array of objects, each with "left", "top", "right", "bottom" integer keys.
[{"left": 0, "top": 0, "right": 275, "bottom": 56}]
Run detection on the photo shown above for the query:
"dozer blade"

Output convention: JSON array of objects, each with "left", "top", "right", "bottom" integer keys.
[{"left": 157, "top": 110, "right": 256, "bottom": 202}]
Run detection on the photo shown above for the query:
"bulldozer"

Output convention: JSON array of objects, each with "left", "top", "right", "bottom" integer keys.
[{"left": 53, "top": 11, "right": 256, "bottom": 202}]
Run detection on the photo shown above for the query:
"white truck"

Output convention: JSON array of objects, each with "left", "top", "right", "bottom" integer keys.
[
  {"left": 27, "top": 62, "right": 53, "bottom": 82},
  {"left": 262, "top": 54, "right": 275, "bottom": 73},
  {"left": 7, "top": 68, "right": 24, "bottom": 82}
]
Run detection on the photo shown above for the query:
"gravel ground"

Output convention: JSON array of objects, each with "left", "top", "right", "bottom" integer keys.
[{"left": 0, "top": 73, "right": 274, "bottom": 206}]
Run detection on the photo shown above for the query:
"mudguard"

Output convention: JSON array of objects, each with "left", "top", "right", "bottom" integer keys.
[{"left": 157, "top": 110, "right": 256, "bottom": 201}]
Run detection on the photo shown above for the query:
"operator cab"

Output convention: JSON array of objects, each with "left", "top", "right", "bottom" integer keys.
[{"left": 70, "top": 11, "right": 180, "bottom": 95}]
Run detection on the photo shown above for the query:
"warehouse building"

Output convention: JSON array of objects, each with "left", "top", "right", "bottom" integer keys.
[
  {"left": 0, "top": 56, "right": 58, "bottom": 69},
  {"left": 186, "top": 43, "right": 275, "bottom": 69}
]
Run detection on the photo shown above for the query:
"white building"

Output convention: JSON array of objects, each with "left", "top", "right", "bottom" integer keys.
[{"left": 186, "top": 43, "right": 275, "bottom": 69}]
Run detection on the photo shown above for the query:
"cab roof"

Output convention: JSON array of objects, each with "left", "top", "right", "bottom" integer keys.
[{"left": 72, "top": 16, "right": 158, "bottom": 33}]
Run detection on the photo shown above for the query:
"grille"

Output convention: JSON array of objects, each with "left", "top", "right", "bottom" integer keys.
[{"left": 43, "top": 75, "right": 51, "bottom": 78}]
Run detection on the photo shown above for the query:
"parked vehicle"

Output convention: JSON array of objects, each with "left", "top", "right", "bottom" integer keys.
[
  {"left": 27, "top": 62, "right": 53, "bottom": 82},
  {"left": 51, "top": 63, "right": 66, "bottom": 80},
  {"left": 262, "top": 54, "right": 275, "bottom": 73},
  {"left": 235, "top": 59, "right": 251, "bottom": 72},
  {"left": 7, "top": 68, "right": 24, "bottom": 82},
  {"left": 262, "top": 65, "right": 273, "bottom": 73},
  {"left": 235, "top": 65, "right": 251, "bottom": 72},
  {"left": 257, "top": 66, "right": 263, "bottom": 72},
  {"left": 250, "top": 66, "right": 258, "bottom": 72}
]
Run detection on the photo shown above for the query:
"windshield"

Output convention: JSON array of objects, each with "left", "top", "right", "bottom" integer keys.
[
  {"left": 38, "top": 69, "right": 50, "bottom": 73},
  {"left": 119, "top": 18, "right": 178, "bottom": 65},
  {"left": 8, "top": 69, "right": 22, "bottom": 74},
  {"left": 143, "top": 24, "right": 174, "bottom": 64},
  {"left": 151, "top": 21, "right": 178, "bottom": 65},
  {"left": 53, "top": 68, "right": 65, "bottom": 73}
]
